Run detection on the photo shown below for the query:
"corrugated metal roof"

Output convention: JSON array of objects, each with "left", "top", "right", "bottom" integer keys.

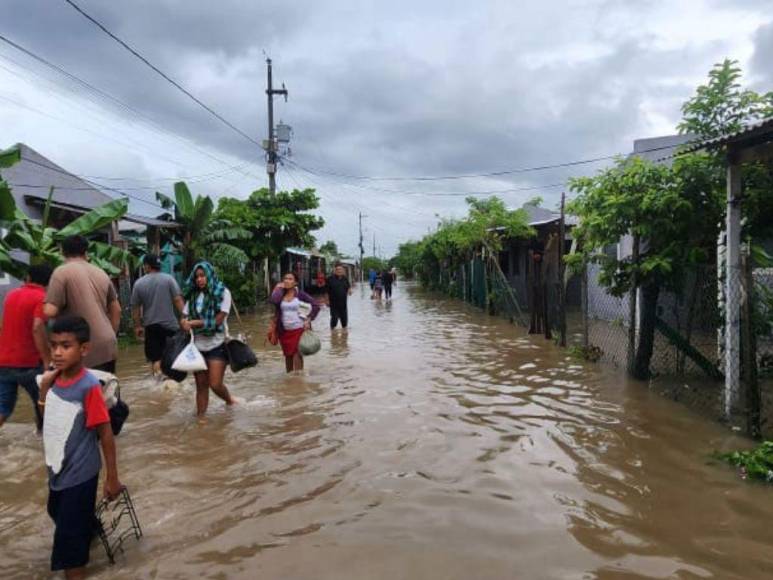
[
  {"left": 679, "top": 117, "right": 773, "bottom": 154},
  {"left": 285, "top": 247, "right": 312, "bottom": 258},
  {"left": 4, "top": 144, "right": 114, "bottom": 211},
  {"left": 23, "top": 195, "right": 181, "bottom": 228}
]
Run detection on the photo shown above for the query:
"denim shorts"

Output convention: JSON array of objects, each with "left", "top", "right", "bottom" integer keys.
[
  {"left": 0, "top": 366, "right": 42, "bottom": 427},
  {"left": 200, "top": 343, "right": 228, "bottom": 363}
]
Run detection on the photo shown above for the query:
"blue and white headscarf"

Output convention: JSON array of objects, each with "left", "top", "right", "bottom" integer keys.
[{"left": 183, "top": 261, "right": 226, "bottom": 336}]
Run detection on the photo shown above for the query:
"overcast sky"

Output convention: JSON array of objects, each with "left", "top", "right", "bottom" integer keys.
[{"left": 1, "top": 0, "right": 771, "bottom": 257}]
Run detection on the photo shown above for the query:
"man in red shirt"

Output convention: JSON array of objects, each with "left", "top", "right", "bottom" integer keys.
[{"left": 0, "top": 264, "right": 53, "bottom": 429}]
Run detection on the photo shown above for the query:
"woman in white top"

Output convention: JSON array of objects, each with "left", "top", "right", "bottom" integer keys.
[
  {"left": 180, "top": 261, "right": 235, "bottom": 415},
  {"left": 269, "top": 272, "right": 320, "bottom": 372}
]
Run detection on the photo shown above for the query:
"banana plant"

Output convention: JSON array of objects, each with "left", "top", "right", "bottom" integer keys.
[
  {"left": 1, "top": 182, "right": 135, "bottom": 277},
  {"left": 156, "top": 181, "right": 249, "bottom": 272}
]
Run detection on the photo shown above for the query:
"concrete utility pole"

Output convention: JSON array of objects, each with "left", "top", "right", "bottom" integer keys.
[
  {"left": 265, "top": 57, "right": 288, "bottom": 196},
  {"left": 263, "top": 58, "right": 288, "bottom": 295},
  {"left": 358, "top": 212, "right": 367, "bottom": 283}
]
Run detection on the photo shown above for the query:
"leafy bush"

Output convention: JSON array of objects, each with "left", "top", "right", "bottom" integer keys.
[{"left": 716, "top": 441, "right": 773, "bottom": 483}]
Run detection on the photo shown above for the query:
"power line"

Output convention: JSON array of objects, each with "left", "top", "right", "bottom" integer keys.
[
  {"left": 283, "top": 157, "right": 567, "bottom": 197},
  {"left": 61, "top": 0, "right": 262, "bottom": 148},
  {"left": 285, "top": 142, "right": 682, "bottom": 182},
  {"left": 0, "top": 33, "right": 262, "bottom": 177}
]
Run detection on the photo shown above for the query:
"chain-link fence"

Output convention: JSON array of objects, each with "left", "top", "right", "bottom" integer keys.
[{"left": 577, "top": 263, "right": 632, "bottom": 366}]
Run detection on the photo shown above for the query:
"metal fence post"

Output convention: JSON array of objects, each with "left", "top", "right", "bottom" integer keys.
[
  {"left": 582, "top": 263, "right": 589, "bottom": 351},
  {"left": 741, "top": 251, "right": 760, "bottom": 437}
]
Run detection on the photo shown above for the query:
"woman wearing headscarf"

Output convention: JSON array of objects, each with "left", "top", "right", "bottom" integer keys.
[
  {"left": 270, "top": 272, "right": 320, "bottom": 373},
  {"left": 180, "top": 261, "right": 236, "bottom": 415}
]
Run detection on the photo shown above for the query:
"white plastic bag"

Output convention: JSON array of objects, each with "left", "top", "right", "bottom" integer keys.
[{"left": 172, "top": 331, "right": 208, "bottom": 372}]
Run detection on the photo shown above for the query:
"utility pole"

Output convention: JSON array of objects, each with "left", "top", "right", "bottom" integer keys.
[
  {"left": 358, "top": 212, "right": 367, "bottom": 283},
  {"left": 372, "top": 233, "right": 376, "bottom": 257},
  {"left": 265, "top": 57, "right": 288, "bottom": 195},
  {"left": 264, "top": 57, "right": 288, "bottom": 294}
]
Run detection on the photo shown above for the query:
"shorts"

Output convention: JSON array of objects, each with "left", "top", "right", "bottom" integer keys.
[
  {"left": 144, "top": 324, "right": 177, "bottom": 363},
  {"left": 0, "top": 366, "right": 42, "bottom": 428},
  {"left": 47, "top": 475, "right": 99, "bottom": 572},
  {"left": 200, "top": 343, "right": 228, "bottom": 363}
]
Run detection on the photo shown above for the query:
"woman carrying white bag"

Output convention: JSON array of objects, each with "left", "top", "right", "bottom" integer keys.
[{"left": 179, "top": 261, "right": 236, "bottom": 416}]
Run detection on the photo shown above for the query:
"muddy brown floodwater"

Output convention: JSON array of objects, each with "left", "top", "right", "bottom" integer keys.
[{"left": 2, "top": 283, "right": 773, "bottom": 579}]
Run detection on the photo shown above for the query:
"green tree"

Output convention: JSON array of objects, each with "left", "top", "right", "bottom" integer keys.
[
  {"left": 679, "top": 58, "right": 773, "bottom": 240},
  {"left": 362, "top": 256, "right": 387, "bottom": 273},
  {"left": 319, "top": 240, "right": 340, "bottom": 257},
  {"left": 679, "top": 58, "right": 773, "bottom": 139},
  {"left": 569, "top": 158, "right": 675, "bottom": 378},
  {"left": 156, "top": 181, "right": 249, "bottom": 273},
  {"left": 215, "top": 187, "right": 324, "bottom": 261},
  {"left": 414, "top": 196, "right": 532, "bottom": 289},
  {"left": 569, "top": 59, "right": 772, "bottom": 379},
  {"left": 391, "top": 240, "right": 423, "bottom": 278}
]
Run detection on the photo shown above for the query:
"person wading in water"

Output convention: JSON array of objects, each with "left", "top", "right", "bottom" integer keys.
[
  {"left": 326, "top": 262, "right": 352, "bottom": 330},
  {"left": 270, "top": 272, "right": 320, "bottom": 373},
  {"left": 180, "top": 261, "right": 236, "bottom": 415}
]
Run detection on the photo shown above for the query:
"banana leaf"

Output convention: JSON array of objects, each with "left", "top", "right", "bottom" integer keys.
[
  {"left": 174, "top": 182, "right": 194, "bottom": 221},
  {"left": 0, "top": 181, "right": 15, "bottom": 222},
  {"left": 155, "top": 191, "right": 176, "bottom": 211},
  {"left": 0, "top": 246, "right": 27, "bottom": 279},
  {"left": 89, "top": 240, "right": 139, "bottom": 271},
  {"left": 190, "top": 195, "right": 214, "bottom": 234},
  {"left": 56, "top": 198, "right": 128, "bottom": 240},
  {"left": 0, "top": 145, "right": 20, "bottom": 169}
]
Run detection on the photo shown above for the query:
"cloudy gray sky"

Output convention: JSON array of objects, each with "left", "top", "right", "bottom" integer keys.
[{"left": 1, "top": 0, "right": 771, "bottom": 257}]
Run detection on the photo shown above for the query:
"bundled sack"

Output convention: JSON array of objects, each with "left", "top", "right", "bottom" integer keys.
[
  {"left": 172, "top": 331, "right": 208, "bottom": 373},
  {"left": 161, "top": 332, "right": 190, "bottom": 382},
  {"left": 299, "top": 330, "right": 321, "bottom": 356},
  {"left": 91, "top": 369, "right": 129, "bottom": 436}
]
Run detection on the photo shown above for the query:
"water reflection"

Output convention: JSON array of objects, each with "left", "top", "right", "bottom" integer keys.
[{"left": 1, "top": 284, "right": 772, "bottom": 579}]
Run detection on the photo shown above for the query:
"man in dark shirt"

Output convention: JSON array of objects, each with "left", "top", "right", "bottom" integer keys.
[
  {"left": 382, "top": 269, "right": 394, "bottom": 301},
  {"left": 326, "top": 263, "right": 352, "bottom": 329}
]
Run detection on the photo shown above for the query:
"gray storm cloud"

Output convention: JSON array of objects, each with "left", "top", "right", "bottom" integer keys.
[{"left": 1, "top": 0, "right": 770, "bottom": 255}]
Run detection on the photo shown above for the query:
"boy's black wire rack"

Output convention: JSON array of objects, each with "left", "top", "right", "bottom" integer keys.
[{"left": 95, "top": 487, "right": 142, "bottom": 564}]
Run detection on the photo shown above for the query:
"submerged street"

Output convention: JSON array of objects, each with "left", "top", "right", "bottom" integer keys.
[{"left": 2, "top": 283, "right": 773, "bottom": 579}]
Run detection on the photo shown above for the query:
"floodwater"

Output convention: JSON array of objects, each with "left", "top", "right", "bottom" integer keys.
[{"left": 2, "top": 283, "right": 772, "bottom": 579}]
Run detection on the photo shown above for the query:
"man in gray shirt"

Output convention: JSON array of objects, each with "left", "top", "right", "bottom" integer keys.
[{"left": 131, "top": 254, "right": 184, "bottom": 378}]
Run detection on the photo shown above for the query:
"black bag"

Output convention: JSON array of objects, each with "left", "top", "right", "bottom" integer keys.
[
  {"left": 225, "top": 336, "right": 258, "bottom": 372},
  {"left": 110, "top": 389, "right": 130, "bottom": 436},
  {"left": 161, "top": 331, "right": 189, "bottom": 382},
  {"left": 224, "top": 304, "right": 257, "bottom": 373}
]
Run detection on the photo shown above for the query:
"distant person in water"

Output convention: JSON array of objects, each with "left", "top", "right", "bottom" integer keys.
[
  {"left": 270, "top": 272, "right": 320, "bottom": 372},
  {"left": 382, "top": 269, "right": 394, "bottom": 301},
  {"left": 180, "top": 261, "right": 236, "bottom": 416},
  {"left": 326, "top": 263, "right": 352, "bottom": 330},
  {"left": 372, "top": 271, "right": 384, "bottom": 300},
  {"left": 368, "top": 268, "right": 377, "bottom": 290}
]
